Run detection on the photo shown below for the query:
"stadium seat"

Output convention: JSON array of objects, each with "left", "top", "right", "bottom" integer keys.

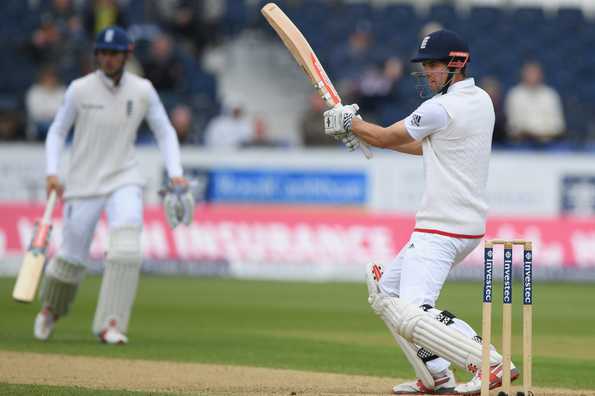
[
  {"left": 556, "top": 7, "right": 585, "bottom": 32},
  {"left": 426, "top": 4, "right": 459, "bottom": 28}
]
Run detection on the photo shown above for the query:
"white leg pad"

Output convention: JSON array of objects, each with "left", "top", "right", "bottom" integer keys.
[
  {"left": 395, "top": 335, "right": 435, "bottom": 389},
  {"left": 40, "top": 257, "right": 86, "bottom": 316},
  {"left": 366, "top": 263, "right": 434, "bottom": 388},
  {"left": 370, "top": 294, "right": 501, "bottom": 373},
  {"left": 92, "top": 226, "right": 142, "bottom": 335}
]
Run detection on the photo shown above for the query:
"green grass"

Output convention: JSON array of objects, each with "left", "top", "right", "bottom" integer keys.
[{"left": 1, "top": 277, "right": 594, "bottom": 391}]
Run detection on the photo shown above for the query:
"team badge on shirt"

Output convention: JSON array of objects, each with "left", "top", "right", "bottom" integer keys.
[{"left": 126, "top": 100, "right": 133, "bottom": 117}]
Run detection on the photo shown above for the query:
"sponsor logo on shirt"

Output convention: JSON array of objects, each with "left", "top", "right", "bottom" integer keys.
[
  {"left": 410, "top": 114, "right": 422, "bottom": 127},
  {"left": 81, "top": 103, "right": 104, "bottom": 110},
  {"left": 127, "top": 100, "right": 133, "bottom": 117}
]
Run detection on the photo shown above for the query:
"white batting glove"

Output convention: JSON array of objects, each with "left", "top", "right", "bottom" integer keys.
[
  {"left": 162, "top": 184, "right": 195, "bottom": 228},
  {"left": 340, "top": 133, "right": 361, "bottom": 152},
  {"left": 323, "top": 104, "right": 360, "bottom": 137}
]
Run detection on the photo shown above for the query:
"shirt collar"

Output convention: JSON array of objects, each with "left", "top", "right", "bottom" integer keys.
[
  {"left": 447, "top": 77, "right": 475, "bottom": 93},
  {"left": 96, "top": 70, "right": 126, "bottom": 92}
]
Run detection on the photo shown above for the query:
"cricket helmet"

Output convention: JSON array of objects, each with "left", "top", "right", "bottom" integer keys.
[
  {"left": 95, "top": 26, "right": 133, "bottom": 52},
  {"left": 411, "top": 29, "right": 470, "bottom": 69}
]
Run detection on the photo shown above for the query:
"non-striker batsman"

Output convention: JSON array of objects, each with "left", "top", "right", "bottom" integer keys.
[
  {"left": 324, "top": 30, "right": 516, "bottom": 394},
  {"left": 34, "top": 26, "right": 194, "bottom": 344}
]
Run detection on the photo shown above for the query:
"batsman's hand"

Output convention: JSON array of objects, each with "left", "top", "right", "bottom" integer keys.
[
  {"left": 323, "top": 103, "right": 360, "bottom": 137},
  {"left": 162, "top": 177, "right": 195, "bottom": 229},
  {"left": 46, "top": 175, "right": 64, "bottom": 199},
  {"left": 339, "top": 133, "right": 361, "bottom": 152}
]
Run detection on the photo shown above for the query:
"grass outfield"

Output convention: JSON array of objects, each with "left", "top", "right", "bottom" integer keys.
[{"left": 1, "top": 276, "right": 594, "bottom": 391}]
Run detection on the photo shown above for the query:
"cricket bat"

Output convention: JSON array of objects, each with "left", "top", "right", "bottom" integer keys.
[
  {"left": 12, "top": 190, "right": 58, "bottom": 303},
  {"left": 261, "top": 2, "right": 373, "bottom": 159}
]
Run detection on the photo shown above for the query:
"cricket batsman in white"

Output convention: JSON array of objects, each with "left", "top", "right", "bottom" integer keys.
[
  {"left": 34, "top": 26, "right": 194, "bottom": 344},
  {"left": 324, "top": 30, "right": 517, "bottom": 395}
]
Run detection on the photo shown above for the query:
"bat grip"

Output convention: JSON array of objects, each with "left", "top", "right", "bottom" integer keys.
[
  {"left": 359, "top": 142, "right": 373, "bottom": 159},
  {"left": 31, "top": 223, "right": 52, "bottom": 250},
  {"left": 41, "top": 190, "right": 57, "bottom": 225}
]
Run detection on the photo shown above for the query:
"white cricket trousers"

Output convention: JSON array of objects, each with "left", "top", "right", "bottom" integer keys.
[
  {"left": 379, "top": 231, "right": 481, "bottom": 375},
  {"left": 59, "top": 184, "right": 143, "bottom": 266},
  {"left": 379, "top": 231, "right": 480, "bottom": 305}
]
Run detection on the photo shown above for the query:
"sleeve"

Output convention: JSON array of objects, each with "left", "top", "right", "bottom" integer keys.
[
  {"left": 46, "top": 83, "right": 77, "bottom": 175},
  {"left": 404, "top": 100, "right": 450, "bottom": 141},
  {"left": 145, "top": 84, "right": 183, "bottom": 178}
]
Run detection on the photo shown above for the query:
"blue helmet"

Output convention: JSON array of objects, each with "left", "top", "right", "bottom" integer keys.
[
  {"left": 411, "top": 29, "right": 470, "bottom": 69},
  {"left": 95, "top": 26, "right": 133, "bottom": 52}
]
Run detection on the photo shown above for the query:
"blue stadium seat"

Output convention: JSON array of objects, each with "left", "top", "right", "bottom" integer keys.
[
  {"left": 556, "top": 8, "right": 585, "bottom": 32},
  {"left": 426, "top": 4, "right": 459, "bottom": 28},
  {"left": 126, "top": 0, "right": 147, "bottom": 25},
  {"left": 468, "top": 6, "right": 504, "bottom": 28},
  {"left": 223, "top": 0, "right": 248, "bottom": 36}
]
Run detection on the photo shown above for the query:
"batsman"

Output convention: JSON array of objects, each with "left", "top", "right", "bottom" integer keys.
[
  {"left": 34, "top": 26, "right": 194, "bottom": 344},
  {"left": 324, "top": 30, "right": 517, "bottom": 394}
]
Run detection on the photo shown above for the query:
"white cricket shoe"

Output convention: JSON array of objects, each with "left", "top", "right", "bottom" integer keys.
[
  {"left": 34, "top": 306, "right": 58, "bottom": 341},
  {"left": 454, "top": 361, "right": 519, "bottom": 395},
  {"left": 98, "top": 319, "right": 128, "bottom": 345},
  {"left": 393, "top": 368, "right": 457, "bottom": 395}
]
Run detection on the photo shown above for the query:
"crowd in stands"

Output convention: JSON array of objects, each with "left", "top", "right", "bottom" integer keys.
[{"left": 1, "top": 0, "right": 594, "bottom": 151}]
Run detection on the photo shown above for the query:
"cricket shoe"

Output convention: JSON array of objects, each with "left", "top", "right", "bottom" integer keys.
[
  {"left": 98, "top": 319, "right": 128, "bottom": 345},
  {"left": 34, "top": 306, "right": 58, "bottom": 341},
  {"left": 393, "top": 368, "right": 458, "bottom": 395},
  {"left": 454, "top": 361, "right": 519, "bottom": 395}
]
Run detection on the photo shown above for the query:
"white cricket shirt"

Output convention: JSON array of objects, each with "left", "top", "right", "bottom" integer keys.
[
  {"left": 46, "top": 71, "right": 183, "bottom": 199},
  {"left": 404, "top": 78, "right": 495, "bottom": 237}
]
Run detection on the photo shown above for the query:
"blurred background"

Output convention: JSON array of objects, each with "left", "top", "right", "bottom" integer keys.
[{"left": 0, "top": 0, "right": 594, "bottom": 283}]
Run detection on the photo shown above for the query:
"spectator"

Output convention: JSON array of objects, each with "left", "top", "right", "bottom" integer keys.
[
  {"left": 25, "top": 65, "right": 66, "bottom": 140},
  {"left": 242, "top": 115, "right": 282, "bottom": 148},
  {"left": 27, "top": 2, "right": 85, "bottom": 78},
  {"left": 480, "top": 76, "right": 507, "bottom": 145},
  {"left": 142, "top": 33, "right": 185, "bottom": 92},
  {"left": 46, "top": 0, "right": 83, "bottom": 37},
  {"left": 204, "top": 104, "right": 254, "bottom": 149},
  {"left": 28, "top": 15, "right": 63, "bottom": 64},
  {"left": 148, "top": 0, "right": 225, "bottom": 53},
  {"left": 355, "top": 56, "right": 404, "bottom": 121},
  {"left": 84, "top": 0, "right": 128, "bottom": 39},
  {"left": 329, "top": 22, "right": 377, "bottom": 99},
  {"left": 505, "top": 61, "right": 565, "bottom": 144},
  {"left": 0, "top": 109, "right": 23, "bottom": 141},
  {"left": 300, "top": 93, "right": 336, "bottom": 147},
  {"left": 170, "top": 104, "right": 199, "bottom": 144}
]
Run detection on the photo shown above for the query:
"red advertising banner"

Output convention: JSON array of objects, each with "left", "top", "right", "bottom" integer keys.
[{"left": 1, "top": 203, "right": 594, "bottom": 271}]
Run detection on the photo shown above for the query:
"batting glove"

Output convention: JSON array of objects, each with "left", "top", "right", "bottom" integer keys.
[
  {"left": 162, "top": 184, "right": 195, "bottom": 229},
  {"left": 340, "top": 133, "right": 361, "bottom": 152},
  {"left": 323, "top": 104, "right": 360, "bottom": 137}
]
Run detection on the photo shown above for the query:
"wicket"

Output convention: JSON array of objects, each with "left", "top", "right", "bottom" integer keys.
[{"left": 482, "top": 239, "right": 533, "bottom": 396}]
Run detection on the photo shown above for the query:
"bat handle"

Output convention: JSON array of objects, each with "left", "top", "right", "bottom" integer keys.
[
  {"left": 41, "top": 190, "right": 57, "bottom": 225},
  {"left": 360, "top": 142, "right": 373, "bottom": 159}
]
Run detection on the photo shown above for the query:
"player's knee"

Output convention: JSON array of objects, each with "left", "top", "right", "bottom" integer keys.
[
  {"left": 107, "top": 226, "right": 142, "bottom": 266},
  {"left": 45, "top": 256, "right": 86, "bottom": 284}
]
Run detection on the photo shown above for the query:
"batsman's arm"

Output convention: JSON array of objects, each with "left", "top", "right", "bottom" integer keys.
[
  {"left": 145, "top": 84, "right": 184, "bottom": 178},
  {"left": 351, "top": 118, "right": 421, "bottom": 155},
  {"left": 46, "top": 84, "right": 77, "bottom": 184}
]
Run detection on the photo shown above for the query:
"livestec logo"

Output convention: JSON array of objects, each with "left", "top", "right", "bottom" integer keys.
[
  {"left": 483, "top": 248, "right": 493, "bottom": 303},
  {"left": 523, "top": 251, "right": 533, "bottom": 305}
]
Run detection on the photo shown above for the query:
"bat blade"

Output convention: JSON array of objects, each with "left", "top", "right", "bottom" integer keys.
[
  {"left": 261, "top": 3, "right": 372, "bottom": 159},
  {"left": 12, "top": 191, "right": 57, "bottom": 303},
  {"left": 12, "top": 252, "right": 46, "bottom": 303}
]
